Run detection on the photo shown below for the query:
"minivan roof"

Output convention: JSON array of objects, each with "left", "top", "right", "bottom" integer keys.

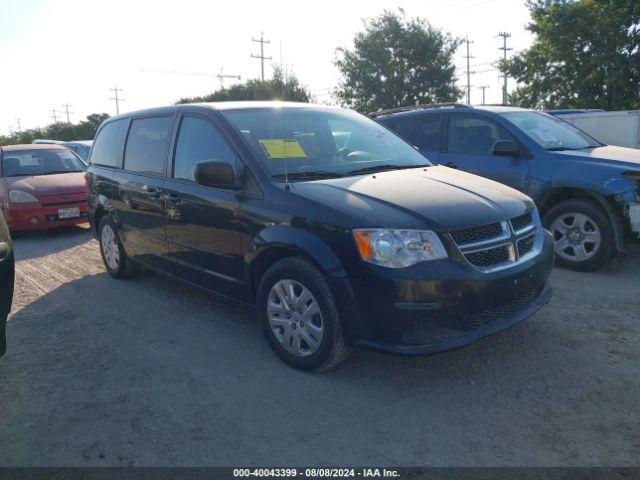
[{"left": 103, "top": 101, "right": 335, "bottom": 124}]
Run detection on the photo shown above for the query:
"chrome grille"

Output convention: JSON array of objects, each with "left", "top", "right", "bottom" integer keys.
[
  {"left": 450, "top": 211, "right": 540, "bottom": 272},
  {"left": 450, "top": 222, "right": 503, "bottom": 245},
  {"left": 465, "top": 245, "right": 511, "bottom": 267},
  {"left": 518, "top": 234, "right": 535, "bottom": 257},
  {"left": 511, "top": 212, "right": 533, "bottom": 232}
]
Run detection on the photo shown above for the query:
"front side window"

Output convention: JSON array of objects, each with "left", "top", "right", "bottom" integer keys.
[
  {"left": 124, "top": 116, "right": 173, "bottom": 175},
  {"left": 447, "top": 113, "right": 515, "bottom": 156},
  {"left": 2, "top": 149, "right": 85, "bottom": 177},
  {"left": 173, "top": 116, "right": 236, "bottom": 182},
  {"left": 89, "top": 118, "right": 128, "bottom": 168},
  {"left": 394, "top": 114, "right": 443, "bottom": 151},
  {"left": 222, "top": 107, "right": 430, "bottom": 181},
  {"left": 500, "top": 111, "right": 601, "bottom": 150}
]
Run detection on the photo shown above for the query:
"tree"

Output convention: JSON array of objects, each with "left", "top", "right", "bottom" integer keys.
[
  {"left": 502, "top": 0, "right": 640, "bottom": 110},
  {"left": 176, "top": 67, "right": 311, "bottom": 104},
  {"left": 334, "top": 9, "right": 462, "bottom": 114},
  {"left": 0, "top": 113, "right": 110, "bottom": 146}
]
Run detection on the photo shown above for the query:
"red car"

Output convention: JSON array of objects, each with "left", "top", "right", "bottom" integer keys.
[{"left": 0, "top": 144, "right": 88, "bottom": 231}]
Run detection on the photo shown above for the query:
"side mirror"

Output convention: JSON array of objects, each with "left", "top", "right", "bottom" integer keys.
[
  {"left": 194, "top": 160, "right": 241, "bottom": 190},
  {"left": 492, "top": 140, "right": 520, "bottom": 157}
]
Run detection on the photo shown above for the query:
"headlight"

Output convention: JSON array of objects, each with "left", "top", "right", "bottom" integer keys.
[
  {"left": 353, "top": 229, "right": 448, "bottom": 268},
  {"left": 9, "top": 190, "right": 39, "bottom": 203}
]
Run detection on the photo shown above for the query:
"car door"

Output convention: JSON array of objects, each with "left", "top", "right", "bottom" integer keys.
[
  {"left": 392, "top": 113, "right": 443, "bottom": 163},
  {"left": 439, "top": 112, "right": 530, "bottom": 192},
  {"left": 162, "top": 113, "right": 245, "bottom": 297},
  {"left": 111, "top": 115, "right": 175, "bottom": 266}
]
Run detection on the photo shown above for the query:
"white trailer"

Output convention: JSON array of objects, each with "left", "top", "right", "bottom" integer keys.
[{"left": 552, "top": 110, "right": 640, "bottom": 149}]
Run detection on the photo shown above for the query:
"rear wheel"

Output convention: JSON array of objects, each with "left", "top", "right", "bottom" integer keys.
[
  {"left": 98, "top": 216, "right": 140, "bottom": 279},
  {"left": 543, "top": 198, "right": 615, "bottom": 271},
  {"left": 257, "top": 257, "right": 351, "bottom": 372}
]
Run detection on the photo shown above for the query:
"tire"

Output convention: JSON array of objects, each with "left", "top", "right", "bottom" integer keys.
[
  {"left": 98, "top": 215, "right": 140, "bottom": 279},
  {"left": 542, "top": 198, "right": 615, "bottom": 271},
  {"left": 257, "top": 257, "right": 352, "bottom": 372}
]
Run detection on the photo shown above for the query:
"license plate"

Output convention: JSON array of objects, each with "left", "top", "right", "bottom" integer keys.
[{"left": 58, "top": 207, "right": 80, "bottom": 219}]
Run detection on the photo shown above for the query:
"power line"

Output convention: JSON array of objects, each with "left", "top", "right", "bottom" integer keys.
[
  {"left": 251, "top": 32, "right": 272, "bottom": 81},
  {"left": 109, "top": 85, "right": 124, "bottom": 115},
  {"left": 463, "top": 37, "right": 475, "bottom": 105},
  {"left": 498, "top": 32, "right": 512, "bottom": 105},
  {"left": 61, "top": 103, "right": 73, "bottom": 123},
  {"left": 50, "top": 108, "right": 59, "bottom": 123}
]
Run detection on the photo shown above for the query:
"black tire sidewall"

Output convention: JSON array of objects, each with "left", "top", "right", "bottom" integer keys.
[
  {"left": 543, "top": 199, "right": 615, "bottom": 271},
  {"left": 257, "top": 258, "right": 340, "bottom": 371},
  {"left": 98, "top": 216, "right": 128, "bottom": 278}
]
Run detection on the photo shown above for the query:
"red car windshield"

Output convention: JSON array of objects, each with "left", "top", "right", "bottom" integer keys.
[{"left": 1, "top": 149, "right": 85, "bottom": 177}]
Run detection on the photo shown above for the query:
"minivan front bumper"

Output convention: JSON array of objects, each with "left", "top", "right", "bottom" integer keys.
[{"left": 336, "top": 230, "right": 554, "bottom": 355}]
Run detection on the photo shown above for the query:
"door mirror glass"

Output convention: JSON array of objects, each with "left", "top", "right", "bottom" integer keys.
[
  {"left": 194, "top": 160, "right": 240, "bottom": 189},
  {"left": 492, "top": 140, "right": 519, "bottom": 156}
]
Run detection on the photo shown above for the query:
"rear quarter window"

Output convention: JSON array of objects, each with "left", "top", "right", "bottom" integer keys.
[{"left": 89, "top": 119, "right": 129, "bottom": 168}]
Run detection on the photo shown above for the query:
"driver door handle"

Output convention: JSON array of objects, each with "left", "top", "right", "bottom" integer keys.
[
  {"left": 163, "top": 193, "right": 181, "bottom": 204},
  {"left": 143, "top": 185, "right": 161, "bottom": 199}
]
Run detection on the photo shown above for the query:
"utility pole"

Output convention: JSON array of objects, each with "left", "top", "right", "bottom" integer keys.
[
  {"left": 61, "top": 103, "right": 73, "bottom": 123},
  {"left": 478, "top": 85, "right": 490, "bottom": 106},
  {"left": 251, "top": 33, "right": 272, "bottom": 81},
  {"left": 498, "top": 32, "right": 512, "bottom": 105},
  {"left": 109, "top": 85, "right": 124, "bottom": 115},
  {"left": 15, "top": 118, "right": 22, "bottom": 132},
  {"left": 464, "top": 37, "right": 474, "bottom": 105},
  {"left": 50, "top": 108, "right": 59, "bottom": 123},
  {"left": 216, "top": 68, "right": 241, "bottom": 89}
]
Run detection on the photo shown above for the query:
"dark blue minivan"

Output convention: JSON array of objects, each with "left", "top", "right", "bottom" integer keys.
[{"left": 376, "top": 104, "right": 640, "bottom": 271}]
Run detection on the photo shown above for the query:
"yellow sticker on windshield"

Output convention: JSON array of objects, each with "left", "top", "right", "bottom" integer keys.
[{"left": 259, "top": 139, "right": 307, "bottom": 158}]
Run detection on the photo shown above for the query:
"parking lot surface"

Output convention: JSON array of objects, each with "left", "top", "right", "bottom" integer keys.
[{"left": 0, "top": 225, "right": 639, "bottom": 466}]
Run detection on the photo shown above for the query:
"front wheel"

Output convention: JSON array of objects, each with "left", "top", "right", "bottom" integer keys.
[
  {"left": 543, "top": 198, "right": 615, "bottom": 271},
  {"left": 257, "top": 257, "right": 352, "bottom": 372}
]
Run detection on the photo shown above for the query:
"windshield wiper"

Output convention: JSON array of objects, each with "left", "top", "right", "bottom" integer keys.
[
  {"left": 345, "top": 164, "right": 428, "bottom": 176},
  {"left": 41, "top": 170, "right": 83, "bottom": 175},
  {"left": 272, "top": 171, "right": 344, "bottom": 181}
]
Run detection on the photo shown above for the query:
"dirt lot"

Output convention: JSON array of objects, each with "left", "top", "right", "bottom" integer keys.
[{"left": 0, "top": 225, "right": 638, "bottom": 466}]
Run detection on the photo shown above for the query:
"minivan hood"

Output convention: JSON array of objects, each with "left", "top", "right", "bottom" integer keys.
[
  {"left": 555, "top": 145, "right": 640, "bottom": 169},
  {"left": 291, "top": 166, "right": 534, "bottom": 231},
  {"left": 4, "top": 172, "right": 87, "bottom": 198}
]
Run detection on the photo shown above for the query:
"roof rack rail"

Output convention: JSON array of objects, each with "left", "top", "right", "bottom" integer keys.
[{"left": 368, "top": 102, "right": 471, "bottom": 117}]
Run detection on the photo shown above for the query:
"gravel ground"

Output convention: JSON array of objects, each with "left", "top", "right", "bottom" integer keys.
[{"left": 0, "top": 225, "right": 639, "bottom": 466}]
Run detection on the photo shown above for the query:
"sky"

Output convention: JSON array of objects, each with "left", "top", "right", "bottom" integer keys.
[{"left": 0, "top": 0, "right": 534, "bottom": 136}]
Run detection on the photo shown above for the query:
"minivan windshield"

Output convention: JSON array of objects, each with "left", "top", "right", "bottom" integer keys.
[
  {"left": 500, "top": 111, "right": 602, "bottom": 151},
  {"left": 222, "top": 107, "right": 431, "bottom": 180},
  {"left": 1, "top": 149, "right": 86, "bottom": 177}
]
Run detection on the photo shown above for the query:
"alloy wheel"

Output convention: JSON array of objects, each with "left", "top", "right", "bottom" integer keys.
[{"left": 267, "top": 279, "right": 324, "bottom": 357}]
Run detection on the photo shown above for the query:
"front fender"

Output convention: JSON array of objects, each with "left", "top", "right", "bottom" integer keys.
[
  {"left": 246, "top": 224, "right": 346, "bottom": 277},
  {"left": 245, "top": 224, "right": 361, "bottom": 344}
]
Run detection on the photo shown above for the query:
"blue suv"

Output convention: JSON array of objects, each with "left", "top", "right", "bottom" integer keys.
[{"left": 375, "top": 104, "right": 640, "bottom": 271}]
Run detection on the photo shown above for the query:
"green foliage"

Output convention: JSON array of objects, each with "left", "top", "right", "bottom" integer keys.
[
  {"left": 176, "top": 67, "right": 311, "bottom": 104},
  {"left": 334, "top": 9, "right": 462, "bottom": 114},
  {"left": 503, "top": 0, "right": 640, "bottom": 110},
  {"left": 0, "top": 113, "right": 109, "bottom": 146}
]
